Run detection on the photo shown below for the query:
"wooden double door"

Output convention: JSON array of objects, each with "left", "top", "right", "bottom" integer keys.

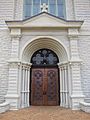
[{"left": 31, "top": 67, "right": 59, "bottom": 106}]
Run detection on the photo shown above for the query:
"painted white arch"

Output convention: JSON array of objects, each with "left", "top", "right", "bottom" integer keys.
[{"left": 21, "top": 36, "right": 69, "bottom": 63}]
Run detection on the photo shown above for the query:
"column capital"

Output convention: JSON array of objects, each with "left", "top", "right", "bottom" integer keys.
[
  {"left": 7, "top": 60, "right": 21, "bottom": 68},
  {"left": 58, "top": 62, "right": 68, "bottom": 68},
  {"left": 69, "top": 61, "right": 83, "bottom": 69},
  {"left": 10, "top": 28, "right": 21, "bottom": 39},
  {"left": 69, "top": 59, "right": 83, "bottom": 64},
  {"left": 21, "top": 62, "right": 32, "bottom": 68},
  {"left": 8, "top": 60, "right": 32, "bottom": 68},
  {"left": 11, "top": 35, "right": 22, "bottom": 39},
  {"left": 68, "top": 28, "right": 79, "bottom": 38}
]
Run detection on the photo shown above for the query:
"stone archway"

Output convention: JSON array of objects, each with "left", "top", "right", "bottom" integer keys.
[
  {"left": 20, "top": 37, "right": 69, "bottom": 108},
  {"left": 21, "top": 37, "right": 68, "bottom": 63}
]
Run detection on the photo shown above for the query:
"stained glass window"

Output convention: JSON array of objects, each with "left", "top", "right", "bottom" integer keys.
[
  {"left": 33, "top": 0, "right": 40, "bottom": 15},
  {"left": 24, "top": 0, "right": 65, "bottom": 19},
  {"left": 31, "top": 49, "right": 59, "bottom": 65},
  {"left": 49, "top": 0, "right": 56, "bottom": 15}
]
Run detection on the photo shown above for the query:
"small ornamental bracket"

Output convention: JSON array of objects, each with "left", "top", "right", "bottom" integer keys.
[{"left": 41, "top": 3, "right": 48, "bottom": 12}]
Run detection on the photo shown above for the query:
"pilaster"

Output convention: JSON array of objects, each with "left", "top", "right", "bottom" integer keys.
[
  {"left": 68, "top": 28, "right": 80, "bottom": 60},
  {"left": 5, "top": 28, "right": 22, "bottom": 110},
  {"left": 10, "top": 28, "right": 21, "bottom": 60},
  {"left": 6, "top": 61, "right": 21, "bottom": 110},
  {"left": 68, "top": 28, "right": 84, "bottom": 110}
]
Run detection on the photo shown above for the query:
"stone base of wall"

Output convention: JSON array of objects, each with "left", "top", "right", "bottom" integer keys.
[
  {"left": 80, "top": 102, "right": 90, "bottom": 113},
  {"left": 0, "top": 102, "right": 10, "bottom": 113},
  {"left": 70, "top": 95, "right": 85, "bottom": 110}
]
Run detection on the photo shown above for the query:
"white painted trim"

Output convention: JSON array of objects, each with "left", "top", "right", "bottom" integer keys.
[
  {"left": 71, "top": 95, "right": 85, "bottom": 98},
  {"left": 5, "top": 94, "right": 19, "bottom": 98},
  {"left": 0, "top": 102, "right": 10, "bottom": 107},
  {"left": 20, "top": 36, "right": 69, "bottom": 60},
  {"left": 80, "top": 102, "right": 90, "bottom": 113},
  {"left": 80, "top": 102, "right": 90, "bottom": 106},
  {"left": 0, "top": 102, "right": 10, "bottom": 113}
]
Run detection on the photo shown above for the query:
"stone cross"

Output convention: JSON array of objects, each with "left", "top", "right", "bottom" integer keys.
[{"left": 41, "top": 3, "right": 48, "bottom": 12}]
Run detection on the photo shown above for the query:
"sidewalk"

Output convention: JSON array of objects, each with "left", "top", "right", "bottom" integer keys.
[{"left": 0, "top": 106, "right": 90, "bottom": 120}]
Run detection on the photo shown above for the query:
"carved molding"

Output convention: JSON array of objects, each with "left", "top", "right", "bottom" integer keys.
[
  {"left": 8, "top": 60, "right": 32, "bottom": 68},
  {"left": 6, "top": 12, "right": 83, "bottom": 29},
  {"left": 58, "top": 62, "right": 68, "bottom": 68},
  {"left": 68, "top": 28, "right": 79, "bottom": 38},
  {"left": 69, "top": 63, "right": 81, "bottom": 68},
  {"left": 11, "top": 35, "right": 22, "bottom": 39},
  {"left": 11, "top": 28, "right": 21, "bottom": 36},
  {"left": 21, "top": 62, "right": 32, "bottom": 69}
]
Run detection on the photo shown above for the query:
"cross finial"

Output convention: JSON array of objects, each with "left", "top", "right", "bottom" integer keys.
[{"left": 41, "top": 3, "right": 48, "bottom": 12}]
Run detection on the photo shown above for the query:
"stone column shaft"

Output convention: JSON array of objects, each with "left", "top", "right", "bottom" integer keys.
[
  {"left": 58, "top": 63, "right": 69, "bottom": 108},
  {"left": 20, "top": 63, "right": 31, "bottom": 108}
]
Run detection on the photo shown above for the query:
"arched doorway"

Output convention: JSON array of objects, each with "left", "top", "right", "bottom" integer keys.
[
  {"left": 20, "top": 37, "right": 69, "bottom": 108},
  {"left": 30, "top": 49, "right": 60, "bottom": 106}
]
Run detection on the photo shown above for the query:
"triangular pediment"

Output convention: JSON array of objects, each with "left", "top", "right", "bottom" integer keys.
[
  {"left": 6, "top": 12, "right": 83, "bottom": 29},
  {"left": 23, "top": 13, "right": 67, "bottom": 27}
]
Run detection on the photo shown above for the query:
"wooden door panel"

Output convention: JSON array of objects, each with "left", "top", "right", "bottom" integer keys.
[
  {"left": 31, "top": 68, "right": 59, "bottom": 106},
  {"left": 31, "top": 68, "right": 44, "bottom": 105},
  {"left": 46, "top": 68, "right": 59, "bottom": 105},
  {"left": 43, "top": 68, "right": 47, "bottom": 105}
]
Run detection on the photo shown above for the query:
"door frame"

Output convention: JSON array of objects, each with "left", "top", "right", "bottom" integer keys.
[{"left": 29, "top": 65, "right": 60, "bottom": 106}]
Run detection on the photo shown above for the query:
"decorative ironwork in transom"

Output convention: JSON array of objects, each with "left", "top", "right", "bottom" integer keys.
[{"left": 31, "top": 49, "right": 59, "bottom": 65}]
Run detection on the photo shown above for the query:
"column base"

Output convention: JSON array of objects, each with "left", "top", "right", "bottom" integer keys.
[
  {"left": 80, "top": 102, "right": 90, "bottom": 113},
  {"left": 5, "top": 94, "right": 19, "bottom": 110},
  {"left": 70, "top": 95, "right": 85, "bottom": 110},
  {"left": 0, "top": 102, "right": 10, "bottom": 113}
]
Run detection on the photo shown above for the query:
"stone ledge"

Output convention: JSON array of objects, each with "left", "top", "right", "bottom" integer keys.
[
  {"left": 71, "top": 95, "right": 85, "bottom": 98},
  {"left": 5, "top": 94, "right": 19, "bottom": 98},
  {"left": 0, "top": 102, "right": 10, "bottom": 113},
  {"left": 80, "top": 102, "right": 90, "bottom": 113}
]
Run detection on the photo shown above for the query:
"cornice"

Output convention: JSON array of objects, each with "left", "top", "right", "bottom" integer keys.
[{"left": 5, "top": 12, "right": 84, "bottom": 29}]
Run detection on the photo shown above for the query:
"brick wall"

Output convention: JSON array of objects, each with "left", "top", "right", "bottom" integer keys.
[
  {"left": 0, "top": 0, "right": 14, "bottom": 20},
  {"left": 78, "top": 36, "right": 90, "bottom": 98},
  {"left": 0, "top": 0, "right": 14, "bottom": 103},
  {"left": 14, "top": 0, "right": 23, "bottom": 20},
  {"left": 74, "top": 0, "right": 90, "bottom": 98},
  {"left": 0, "top": 25, "right": 11, "bottom": 103}
]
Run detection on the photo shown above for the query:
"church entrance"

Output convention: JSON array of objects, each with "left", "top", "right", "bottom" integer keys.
[
  {"left": 31, "top": 67, "right": 59, "bottom": 105},
  {"left": 30, "top": 49, "right": 60, "bottom": 106}
]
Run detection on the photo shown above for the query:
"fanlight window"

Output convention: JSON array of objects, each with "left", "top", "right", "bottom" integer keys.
[
  {"left": 31, "top": 49, "right": 59, "bottom": 66},
  {"left": 24, "top": 0, "right": 65, "bottom": 19}
]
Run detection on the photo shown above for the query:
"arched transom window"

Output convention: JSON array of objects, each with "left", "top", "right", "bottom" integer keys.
[
  {"left": 31, "top": 49, "right": 59, "bottom": 66},
  {"left": 24, "top": 0, "right": 65, "bottom": 19}
]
